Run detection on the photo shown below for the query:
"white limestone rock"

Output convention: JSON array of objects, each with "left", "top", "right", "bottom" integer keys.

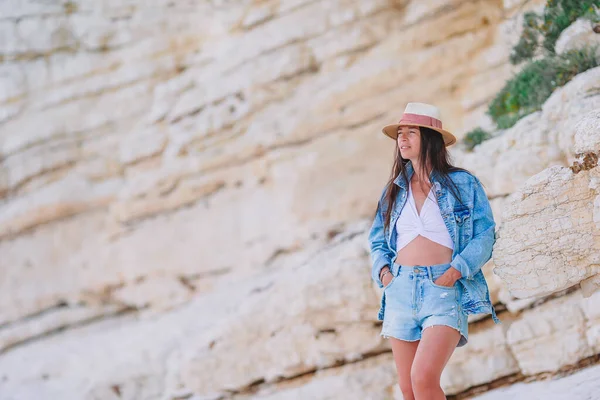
[
  {"left": 453, "top": 67, "right": 600, "bottom": 197},
  {"left": 472, "top": 362, "right": 600, "bottom": 400},
  {"left": 0, "top": 304, "right": 123, "bottom": 353},
  {"left": 180, "top": 232, "right": 383, "bottom": 396},
  {"left": 573, "top": 109, "right": 600, "bottom": 155},
  {"left": 494, "top": 166, "right": 600, "bottom": 299},
  {"left": 442, "top": 318, "right": 519, "bottom": 394},
  {"left": 506, "top": 291, "right": 593, "bottom": 375},
  {"left": 231, "top": 353, "right": 398, "bottom": 400},
  {"left": 580, "top": 273, "right": 600, "bottom": 298},
  {"left": 555, "top": 17, "right": 600, "bottom": 55},
  {"left": 579, "top": 289, "right": 600, "bottom": 353}
]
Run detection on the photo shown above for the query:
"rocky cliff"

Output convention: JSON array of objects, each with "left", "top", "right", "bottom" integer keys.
[{"left": 1, "top": 0, "right": 599, "bottom": 399}]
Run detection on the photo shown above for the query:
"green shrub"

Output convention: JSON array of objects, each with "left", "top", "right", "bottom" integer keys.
[
  {"left": 464, "top": 1, "right": 599, "bottom": 145},
  {"left": 582, "top": 6, "right": 600, "bottom": 23},
  {"left": 510, "top": 12, "right": 541, "bottom": 65},
  {"left": 488, "top": 48, "right": 599, "bottom": 129},
  {"left": 463, "top": 128, "right": 492, "bottom": 151},
  {"left": 510, "top": 0, "right": 600, "bottom": 64},
  {"left": 540, "top": 0, "right": 600, "bottom": 53}
]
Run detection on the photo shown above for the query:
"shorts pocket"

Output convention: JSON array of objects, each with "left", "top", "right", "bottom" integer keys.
[
  {"left": 378, "top": 269, "right": 400, "bottom": 320},
  {"left": 383, "top": 275, "right": 397, "bottom": 290},
  {"left": 428, "top": 279, "right": 458, "bottom": 291},
  {"left": 377, "top": 292, "right": 386, "bottom": 321}
]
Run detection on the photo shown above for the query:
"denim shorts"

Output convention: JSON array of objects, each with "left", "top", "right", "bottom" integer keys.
[{"left": 379, "top": 262, "right": 468, "bottom": 347}]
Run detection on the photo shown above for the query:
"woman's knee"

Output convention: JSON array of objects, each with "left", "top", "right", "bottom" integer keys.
[{"left": 410, "top": 366, "right": 439, "bottom": 390}]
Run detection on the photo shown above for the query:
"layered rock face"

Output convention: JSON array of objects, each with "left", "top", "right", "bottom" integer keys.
[{"left": 1, "top": 0, "right": 599, "bottom": 399}]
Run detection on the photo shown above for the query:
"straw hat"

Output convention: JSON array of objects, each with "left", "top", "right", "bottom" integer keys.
[{"left": 382, "top": 102, "right": 457, "bottom": 146}]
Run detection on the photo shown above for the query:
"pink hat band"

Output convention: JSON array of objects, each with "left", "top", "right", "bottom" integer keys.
[
  {"left": 398, "top": 113, "right": 443, "bottom": 129},
  {"left": 382, "top": 102, "right": 456, "bottom": 146}
]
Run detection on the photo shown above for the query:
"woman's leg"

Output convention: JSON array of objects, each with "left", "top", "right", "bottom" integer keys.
[
  {"left": 389, "top": 337, "right": 420, "bottom": 400},
  {"left": 410, "top": 325, "right": 460, "bottom": 400}
]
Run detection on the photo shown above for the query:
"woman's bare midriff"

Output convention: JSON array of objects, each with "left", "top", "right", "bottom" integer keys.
[{"left": 393, "top": 235, "right": 453, "bottom": 266}]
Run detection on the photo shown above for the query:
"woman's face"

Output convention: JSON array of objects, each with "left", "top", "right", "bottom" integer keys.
[{"left": 397, "top": 125, "right": 421, "bottom": 160}]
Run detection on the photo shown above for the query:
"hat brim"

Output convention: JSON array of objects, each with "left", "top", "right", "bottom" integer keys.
[{"left": 382, "top": 123, "right": 457, "bottom": 147}]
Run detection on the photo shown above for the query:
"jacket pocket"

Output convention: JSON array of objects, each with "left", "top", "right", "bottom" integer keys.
[
  {"left": 453, "top": 205, "right": 472, "bottom": 240},
  {"left": 453, "top": 205, "right": 471, "bottom": 224}
]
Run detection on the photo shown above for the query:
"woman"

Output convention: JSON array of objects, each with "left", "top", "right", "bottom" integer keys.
[{"left": 368, "top": 102, "right": 501, "bottom": 400}]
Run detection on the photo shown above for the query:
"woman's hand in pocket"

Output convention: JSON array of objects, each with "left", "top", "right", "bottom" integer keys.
[
  {"left": 433, "top": 268, "right": 461, "bottom": 287},
  {"left": 383, "top": 272, "right": 394, "bottom": 287}
]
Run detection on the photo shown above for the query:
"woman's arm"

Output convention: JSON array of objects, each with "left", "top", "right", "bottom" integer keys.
[
  {"left": 449, "top": 176, "right": 496, "bottom": 280},
  {"left": 368, "top": 199, "right": 395, "bottom": 288}
]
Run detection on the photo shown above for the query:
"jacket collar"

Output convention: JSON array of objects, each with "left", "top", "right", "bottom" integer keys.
[{"left": 393, "top": 160, "right": 441, "bottom": 189}]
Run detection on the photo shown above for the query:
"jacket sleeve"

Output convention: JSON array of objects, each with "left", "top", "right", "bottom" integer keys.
[
  {"left": 368, "top": 197, "right": 394, "bottom": 288},
  {"left": 450, "top": 176, "right": 496, "bottom": 280}
]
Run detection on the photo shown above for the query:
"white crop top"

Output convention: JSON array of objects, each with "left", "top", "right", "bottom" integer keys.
[{"left": 395, "top": 183, "right": 454, "bottom": 251}]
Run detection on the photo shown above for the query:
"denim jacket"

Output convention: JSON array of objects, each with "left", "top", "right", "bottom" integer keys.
[{"left": 368, "top": 161, "right": 501, "bottom": 324}]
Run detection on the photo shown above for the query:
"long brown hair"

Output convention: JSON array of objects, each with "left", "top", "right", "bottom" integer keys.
[{"left": 380, "top": 126, "right": 472, "bottom": 233}]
